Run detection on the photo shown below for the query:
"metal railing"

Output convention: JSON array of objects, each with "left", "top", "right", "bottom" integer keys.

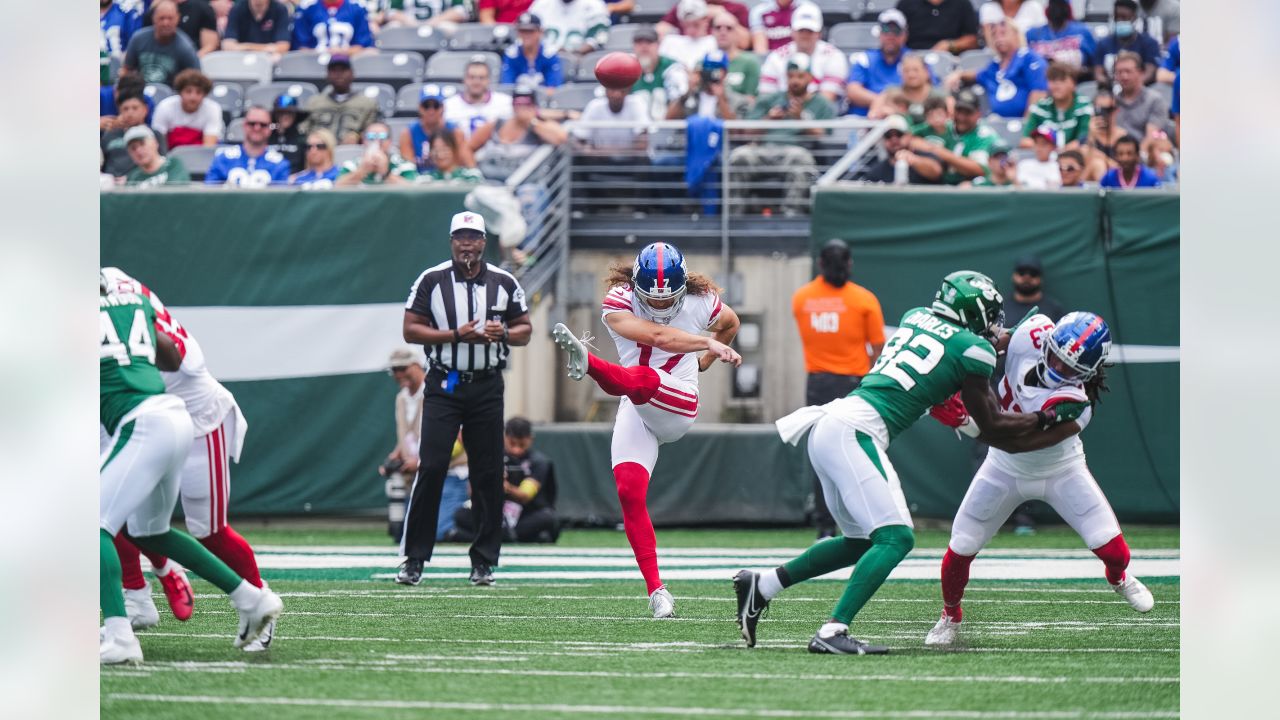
[{"left": 501, "top": 143, "right": 572, "bottom": 305}]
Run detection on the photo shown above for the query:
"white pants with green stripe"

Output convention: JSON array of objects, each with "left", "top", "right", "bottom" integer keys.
[
  {"left": 805, "top": 396, "right": 913, "bottom": 539},
  {"left": 100, "top": 395, "right": 193, "bottom": 537}
]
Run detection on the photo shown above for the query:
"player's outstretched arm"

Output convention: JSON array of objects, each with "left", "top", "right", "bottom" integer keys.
[
  {"left": 604, "top": 312, "right": 741, "bottom": 366},
  {"left": 960, "top": 374, "right": 1041, "bottom": 440},
  {"left": 699, "top": 304, "right": 740, "bottom": 372},
  {"left": 983, "top": 420, "right": 1082, "bottom": 454}
]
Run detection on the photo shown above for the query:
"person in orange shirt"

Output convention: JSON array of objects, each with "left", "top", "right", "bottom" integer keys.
[{"left": 791, "top": 239, "right": 886, "bottom": 537}]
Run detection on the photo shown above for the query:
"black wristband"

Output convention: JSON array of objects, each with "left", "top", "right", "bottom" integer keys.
[
  {"left": 453, "top": 328, "right": 461, "bottom": 343},
  {"left": 1035, "top": 410, "right": 1048, "bottom": 430}
]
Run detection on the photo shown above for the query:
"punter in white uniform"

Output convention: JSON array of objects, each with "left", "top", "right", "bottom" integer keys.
[
  {"left": 925, "top": 311, "right": 1155, "bottom": 648},
  {"left": 551, "top": 242, "right": 741, "bottom": 618},
  {"left": 100, "top": 268, "right": 275, "bottom": 651}
]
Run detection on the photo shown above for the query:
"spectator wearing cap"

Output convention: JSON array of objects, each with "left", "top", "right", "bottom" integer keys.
[
  {"left": 1098, "top": 134, "right": 1160, "bottom": 189},
  {"left": 419, "top": 133, "right": 485, "bottom": 184},
  {"left": 501, "top": 14, "right": 565, "bottom": 91},
  {"left": 1021, "top": 62, "right": 1091, "bottom": 150},
  {"left": 337, "top": 121, "right": 419, "bottom": 185},
  {"left": 303, "top": 54, "right": 380, "bottom": 145},
  {"left": 909, "top": 88, "right": 1000, "bottom": 184},
  {"left": 1015, "top": 126, "right": 1062, "bottom": 189},
  {"left": 1004, "top": 255, "right": 1065, "bottom": 322},
  {"left": 378, "top": 0, "right": 473, "bottom": 27},
  {"left": 101, "top": 0, "right": 142, "bottom": 60},
  {"left": 142, "top": 0, "right": 219, "bottom": 57},
  {"left": 749, "top": 0, "right": 818, "bottom": 55},
  {"left": 526, "top": 0, "right": 611, "bottom": 55},
  {"left": 1056, "top": 148, "right": 1086, "bottom": 188},
  {"left": 667, "top": 51, "right": 748, "bottom": 120},
  {"left": 478, "top": 0, "right": 534, "bottom": 25},
  {"left": 1025, "top": 0, "right": 1096, "bottom": 77},
  {"left": 123, "top": 126, "right": 191, "bottom": 187},
  {"left": 150, "top": 68, "right": 223, "bottom": 149},
  {"left": 947, "top": 19, "right": 1047, "bottom": 119},
  {"left": 759, "top": 5, "right": 848, "bottom": 104},
  {"left": 978, "top": 0, "right": 1046, "bottom": 39},
  {"left": 708, "top": 12, "right": 759, "bottom": 99},
  {"left": 122, "top": 0, "right": 201, "bottom": 86},
  {"left": 269, "top": 93, "right": 310, "bottom": 172},
  {"left": 473, "top": 86, "right": 569, "bottom": 182},
  {"left": 732, "top": 52, "right": 835, "bottom": 215},
  {"left": 1093, "top": 0, "right": 1159, "bottom": 85},
  {"left": 969, "top": 143, "right": 1014, "bottom": 187},
  {"left": 895, "top": 0, "right": 979, "bottom": 54},
  {"left": 102, "top": 89, "right": 165, "bottom": 177},
  {"left": 851, "top": 114, "right": 943, "bottom": 184},
  {"left": 400, "top": 85, "right": 475, "bottom": 173},
  {"left": 660, "top": 0, "right": 751, "bottom": 50},
  {"left": 631, "top": 26, "right": 690, "bottom": 121},
  {"left": 446, "top": 57, "right": 514, "bottom": 144},
  {"left": 846, "top": 9, "right": 914, "bottom": 117},
  {"left": 291, "top": 0, "right": 374, "bottom": 53},
  {"left": 101, "top": 75, "right": 154, "bottom": 132},
  {"left": 290, "top": 128, "right": 340, "bottom": 188},
  {"left": 205, "top": 105, "right": 292, "bottom": 186},
  {"left": 222, "top": 0, "right": 292, "bottom": 55},
  {"left": 659, "top": 0, "right": 719, "bottom": 70}
]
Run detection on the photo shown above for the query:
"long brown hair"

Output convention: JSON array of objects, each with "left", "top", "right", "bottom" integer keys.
[{"left": 604, "top": 262, "right": 722, "bottom": 296}]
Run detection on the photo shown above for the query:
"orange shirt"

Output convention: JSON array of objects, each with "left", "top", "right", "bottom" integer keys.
[{"left": 791, "top": 277, "right": 886, "bottom": 376}]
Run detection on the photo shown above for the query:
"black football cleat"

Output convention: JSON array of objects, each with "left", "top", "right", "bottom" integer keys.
[
  {"left": 733, "top": 570, "right": 770, "bottom": 648},
  {"left": 470, "top": 565, "right": 495, "bottom": 586},
  {"left": 396, "top": 558, "right": 423, "bottom": 586},
  {"left": 807, "top": 629, "right": 889, "bottom": 655}
]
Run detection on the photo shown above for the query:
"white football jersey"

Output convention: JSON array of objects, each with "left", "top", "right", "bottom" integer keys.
[
  {"left": 100, "top": 268, "right": 244, "bottom": 454},
  {"left": 443, "top": 92, "right": 513, "bottom": 138},
  {"left": 759, "top": 40, "right": 850, "bottom": 98},
  {"left": 601, "top": 285, "right": 723, "bottom": 385},
  {"left": 986, "top": 314, "right": 1092, "bottom": 479}
]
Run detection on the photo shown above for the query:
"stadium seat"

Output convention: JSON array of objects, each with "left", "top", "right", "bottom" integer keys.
[
  {"left": 830, "top": 23, "right": 879, "bottom": 53},
  {"left": 352, "top": 52, "right": 426, "bottom": 90},
  {"left": 201, "top": 51, "right": 274, "bottom": 85},
  {"left": 169, "top": 145, "right": 218, "bottom": 180},
  {"left": 812, "top": 0, "right": 854, "bottom": 26},
  {"left": 386, "top": 117, "right": 418, "bottom": 145},
  {"left": 425, "top": 51, "right": 501, "bottom": 81},
  {"left": 604, "top": 24, "right": 642, "bottom": 51},
  {"left": 856, "top": 0, "right": 892, "bottom": 21},
  {"left": 107, "top": 55, "right": 122, "bottom": 84},
  {"left": 628, "top": 0, "right": 675, "bottom": 23},
  {"left": 209, "top": 82, "right": 245, "bottom": 119},
  {"left": 573, "top": 50, "right": 611, "bottom": 82},
  {"left": 957, "top": 49, "right": 995, "bottom": 73},
  {"left": 1088, "top": 22, "right": 1110, "bottom": 40},
  {"left": 989, "top": 116, "right": 1024, "bottom": 149},
  {"left": 547, "top": 83, "right": 604, "bottom": 111},
  {"left": 395, "top": 82, "right": 463, "bottom": 115},
  {"left": 352, "top": 82, "right": 398, "bottom": 118},
  {"left": 921, "top": 51, "right": 958, "bottom": 79},
  {"left": 245, "top": 81, "right": 321, "bottom": 111},
  {"left": 144, "top": 83, "right": 174, "bottom": 106},
  {"left": 225, "top": 117, "right": 244, "bottom": 143},
  {"left": 1076, "top": 80, "right": 1098, "bottom": 101},
  {"left": 377, "top": 25, "right": 449, "bottom": 55},
  {"left": 275, "top": 51, "right": 332, "bottom": 82},
  {"left": 1085, "top": 0, "right": 1115, "bottom": 22},
  {"left": 333, "top": 143, "right": 365, "bottom": 169},
  {"left": 448, "top": 23, "right": 514, "bottom": 51}
]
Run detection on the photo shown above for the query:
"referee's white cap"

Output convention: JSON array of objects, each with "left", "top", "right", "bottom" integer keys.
[{"left": 450, "top": 211, "right": 486, "bottom": 235}]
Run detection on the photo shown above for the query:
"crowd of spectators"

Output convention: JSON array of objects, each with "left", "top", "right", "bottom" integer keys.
[{"left": 100, "top": 0, "right": 1179, "bottom": 192}]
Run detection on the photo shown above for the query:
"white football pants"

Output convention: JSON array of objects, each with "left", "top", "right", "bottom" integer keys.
[
  {"left": 610, "top": 370, "right": 698, "bottom": 473},
  {"left": 100, "top": 395, "right": 194, "bottom": 537},
  {"left": 806, "top": 412, "right": 913, "bottom": 540}
]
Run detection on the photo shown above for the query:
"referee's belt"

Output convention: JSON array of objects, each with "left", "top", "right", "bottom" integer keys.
[{"left": 428, "top": 364, "right": 500, "bottom": 383}]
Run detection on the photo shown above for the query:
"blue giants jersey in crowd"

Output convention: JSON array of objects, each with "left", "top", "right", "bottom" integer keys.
[
  {"left": 1025, "top": 22, "right": 1096, "bottom": 71},
  {"left": 101, "top": 2, "right": 142, "bottom": 57},
  {"left": 976, "top": 48, "right": 1048, "bottom": 118},
  {"left": 205, "top": 145, "right": 292, "bottom": 187},
  {"left": 292, "top": 0, "right": 374, "bottom": 50},
  {"left": 1162, "top": 36, "right": 1179, "bottom": 72},
  {"left": 501, "top": 44, "right": 565, "bottom": 88},
  {"left": 846, "top": 49, "right": 936, "bottom": 116},
  {"left": 291, "top": 166, "right": 340, "bottom": 189}
]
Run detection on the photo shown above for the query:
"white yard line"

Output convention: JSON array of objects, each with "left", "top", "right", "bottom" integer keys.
[
  {"left": 196, "top": 591, "right": 1176, "bottom": 606},
  {"left": 254, "top": 546, "right": 1180, "bottom": 559}
]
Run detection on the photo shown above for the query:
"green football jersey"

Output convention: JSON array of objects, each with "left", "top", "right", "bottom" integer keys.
[
  {"left": 100, "top": 291, "right": 165, "bottom": 435},
  {"left": 852, "top": 307, "right": 998, "bottom": 440}
]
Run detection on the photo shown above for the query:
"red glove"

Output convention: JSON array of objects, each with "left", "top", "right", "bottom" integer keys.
[{"left": 929, "top": 392, "right": 969, "bottom": 428}]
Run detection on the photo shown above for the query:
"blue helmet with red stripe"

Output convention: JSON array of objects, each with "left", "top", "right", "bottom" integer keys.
[
  {"left": 1039, "top": 311, "right": 1112, "bottom": 387},
  {"left": 632, "top": 242, "right": 687, "bottom": 323}
]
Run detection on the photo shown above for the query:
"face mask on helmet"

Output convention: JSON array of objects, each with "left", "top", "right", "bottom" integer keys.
[
  {"left": 631, "top": 243, "right": 688, "bottom": 324},
  {"left": 1037, "top": 312, "right": 1111, "bottom": 388}
]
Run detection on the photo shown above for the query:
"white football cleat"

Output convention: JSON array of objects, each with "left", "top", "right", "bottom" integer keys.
[
  {"left": 124, "top": 586, "right": 160, "bottom": 630},
  {"left": 925, "top": 613, "right": 961, "bottom": 647},
  {"left": 551, "top": 323, "right": 589, "bottom": 381},
  {"left": 648, "top": 585, "right": 676, "bottom": 618},
  {"left": 100, "top": 627, "right": 143, "bottom": 665},
  {"left": 1113, "top": 575, "right": 1155, "bottom": 613},
  {"left": 234, "top": 587, "right": 284, "bottom": 649},
  {"left": 242, "top": 617, "right": 276, "bottom": 653}
]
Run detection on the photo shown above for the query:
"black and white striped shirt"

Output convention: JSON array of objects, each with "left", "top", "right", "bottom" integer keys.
[{"left": 405, "top": 260, "right": 529, "bottom": 372}]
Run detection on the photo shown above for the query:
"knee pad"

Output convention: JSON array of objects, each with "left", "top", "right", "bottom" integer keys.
[{"left": 871, "top": 524, "right": 915, "bottom": 561}]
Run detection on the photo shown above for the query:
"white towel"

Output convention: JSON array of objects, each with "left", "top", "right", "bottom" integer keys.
[{"left": 775, "top": 405, "right": 828, "bottom": 446}]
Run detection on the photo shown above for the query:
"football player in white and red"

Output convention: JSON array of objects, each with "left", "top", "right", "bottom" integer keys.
[
  {"left": 924, "top": 311, "right": 1155, "bottom": 647},
  {"left": 552, "top": 243, "right": 741, "bottom": 618},
  {"left": 100, "top": 268, "right": 274, "bottom": 651}
]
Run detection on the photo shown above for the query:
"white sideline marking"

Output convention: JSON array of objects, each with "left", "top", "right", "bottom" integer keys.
[
  {"left": 255, "top": 545, "right": 1181, "bottom": 559},
  {"left": 203, "top": 591, "right": 1175, "bottom": 606},
  {"left": 104, "top": 694, "right": 1179, "bottom": 718}
]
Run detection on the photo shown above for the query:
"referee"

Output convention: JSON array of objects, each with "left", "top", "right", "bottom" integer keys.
[{"left": 397, "top": 211, "right": 532, "bottom": 586}]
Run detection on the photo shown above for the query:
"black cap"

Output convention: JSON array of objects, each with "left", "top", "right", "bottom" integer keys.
[
  {"left": 1014, "top": 254, "right": 1043, "bottom": 273},
  {"left": 954, "top": 88, "right": 981, "bottom": 111},
  {"left": 327, "top": 53, "right": 352, "bottom": 69},
  {"left": 516, "top": 12, "right": 541, "bottom": 29}
]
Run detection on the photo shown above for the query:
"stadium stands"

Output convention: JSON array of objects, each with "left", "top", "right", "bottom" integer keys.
[
  {"left": 202, "top": 51, "right": 275, "bottom": 86},
  {"left": 245, "top": 82, "right": 320, "bottom": 112},
  {"left": 209, "top": 82, "right": 244, "bottom": 120},
  {"left": 425, "top": 51, "right": 502, "bottom": 81},
  {"left": 169, "top": 145, "right": 217, "bottom": 180},
  {"left": 352, "top": 82, "right": 399, "bottom": 118},
  {"left": 352, "top": 52, "right": 427, "bottom": 89}
]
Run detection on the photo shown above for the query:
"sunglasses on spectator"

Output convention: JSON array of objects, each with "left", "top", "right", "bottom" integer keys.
[
  {"left": 1014, "top": 268, "right": 1041, "bottom": 277},
  {"left": 306, "top": 143, "right": 329, "bottom": 150},
  {"left": 712, "top": 24, "right": 734, "bottom": 30},
  {"left": 421, "top": 100, "right": 443, "bottom": 109},
  {"left": 244, "top": 120, "right": 271, "bottom": 128},
  {"left": 884, "top": 130, "right": 904, "bottom": 139},
  {"left": 1059, "top": 164, "right": 1081, "bottom": 173},
  {"left": 389, "top": 365, "right": 410, "bottom": 373},
  {"left": 365, "top": 131, "right": 389, "bottom": 141}
]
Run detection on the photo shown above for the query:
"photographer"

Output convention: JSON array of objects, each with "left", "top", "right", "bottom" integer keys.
[
  {"left": 666, "top": 51, "right": 748, "bottom": 120},
  {"left": 451, "top": 417, "right": 559, "bottom": 544},
  {"left": 1084, "top": 89, "right": 1125, "bottom": 182}
]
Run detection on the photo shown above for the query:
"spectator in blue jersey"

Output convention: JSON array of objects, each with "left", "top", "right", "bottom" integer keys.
[
  {"left": 1025, "top": 0, "right": 1095, "bottom": 78},
  {"left": 1099, "top": 135, "right": 1160, "bottom": 189},
  {"left": 100, "top": 74, "right": 154, "bottom": 132},
  {"left": 1169, "top": 69, "right": 1178, "bottom": 146},
  {"left": 845, "top": 9, "right": 911, "bottom": 117},
  {"left": 398, "top": 85, "right": 475, "bottom": 173},
  {"left": 501, "top": 14, "right": 565, "bottom": 91},
  {"left": 223, "top": 0, "right": 293, "bottom": 55},
  {"left": 292, "top": 0, "right": 375, "bottom": 54},
  {"left": 101, "top": 0, "right": 142, "bottom": 59},
  {"left": 291, "top": 128, "right": 341, "bottom": 188},
  {"left": 205, "top": 105, "right": 293, "bottom": 186},
  {"left": 1092, "top": 0, "right": 1158, "bottom": 85},
  {"left": 947, "top": 19, "right": 1046, "bottom": 119},
  {"left": 1156, "top": 35, "right": 1178, "bottom": 84}
]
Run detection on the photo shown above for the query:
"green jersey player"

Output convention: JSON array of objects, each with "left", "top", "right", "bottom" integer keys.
[
  {"left": 734, "top": 271, "right": 1089, "bottom": 654},
  {"left": 99, "top": 273, "right": 283, "bottom": 665}
]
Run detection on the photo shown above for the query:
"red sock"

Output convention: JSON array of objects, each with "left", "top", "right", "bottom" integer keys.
[
  {"left": 112, "top": 533, "right": 149, "bottom": 590},
  {"left": 199, "top": 526, "right": 263, "bottom": 588},
  {"left": 613, "top": 462, "right": 663, "bottom": 594},
  {"left": 1092, "top": 534, "right": 1130, "bottom": 585},
  {"left": 941, "top": 547, "right": 976, "bottom": 622},
  {"left": 588, "top": 354, "right": 660, "bottom": 405}
]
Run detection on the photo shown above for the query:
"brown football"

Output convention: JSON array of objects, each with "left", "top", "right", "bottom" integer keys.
[{"left": 594, "top": 52, "right": 643, "bottom": 90}]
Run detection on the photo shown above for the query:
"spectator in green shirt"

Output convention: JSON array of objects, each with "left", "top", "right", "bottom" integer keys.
[
  {"left": 711, "top": 12, "right": 760, "bottom": 102},
  {"left": 1021, "top": 63, "right": 1092, "bottom": 150},
  {"left": 123, "top": 125, "right": 191, "bottom": 187},
  {"left": 419, "top": 133, "right": 485, "bottom": 184},
  {"left": 909, "top": 88, "right": 999, "bottom": 185},
  {"left": 337, "top": 122, "right": 419, "bottom": 185}
]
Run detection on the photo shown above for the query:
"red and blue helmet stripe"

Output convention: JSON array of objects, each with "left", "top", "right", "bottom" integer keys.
[
  {"left": 1043, "top": 311, "right": 1112, "bottom": 385},
  {"left": 632, "top": 242, "right": 688, "bottom": 321}
]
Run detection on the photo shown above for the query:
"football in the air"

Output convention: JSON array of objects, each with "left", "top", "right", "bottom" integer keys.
[{"left": 594, "top": 52, "right": 642, "bottom": 89}]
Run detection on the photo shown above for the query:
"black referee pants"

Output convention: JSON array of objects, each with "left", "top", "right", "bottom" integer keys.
[
  {"left": 402, "top": 369, "right": 506, "bottom": 568},
  {"left": 805, "top": 372, "right": 862, "bottom": 533}
]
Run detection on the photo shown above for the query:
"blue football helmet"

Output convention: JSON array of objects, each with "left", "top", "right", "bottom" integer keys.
[
  {"left": 1039, "top": 311, "right": 1112, "bottom": 388},
  {"left": 631, "top": 242, "right": 688, "bottom": 323}
]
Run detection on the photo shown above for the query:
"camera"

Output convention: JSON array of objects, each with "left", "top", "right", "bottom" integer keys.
[
  {"left": 700, "top": 66, "right": 725, "bottom": 86},
  {"left": 381, "top": 458, "right": 405, "bottom": 475}
]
